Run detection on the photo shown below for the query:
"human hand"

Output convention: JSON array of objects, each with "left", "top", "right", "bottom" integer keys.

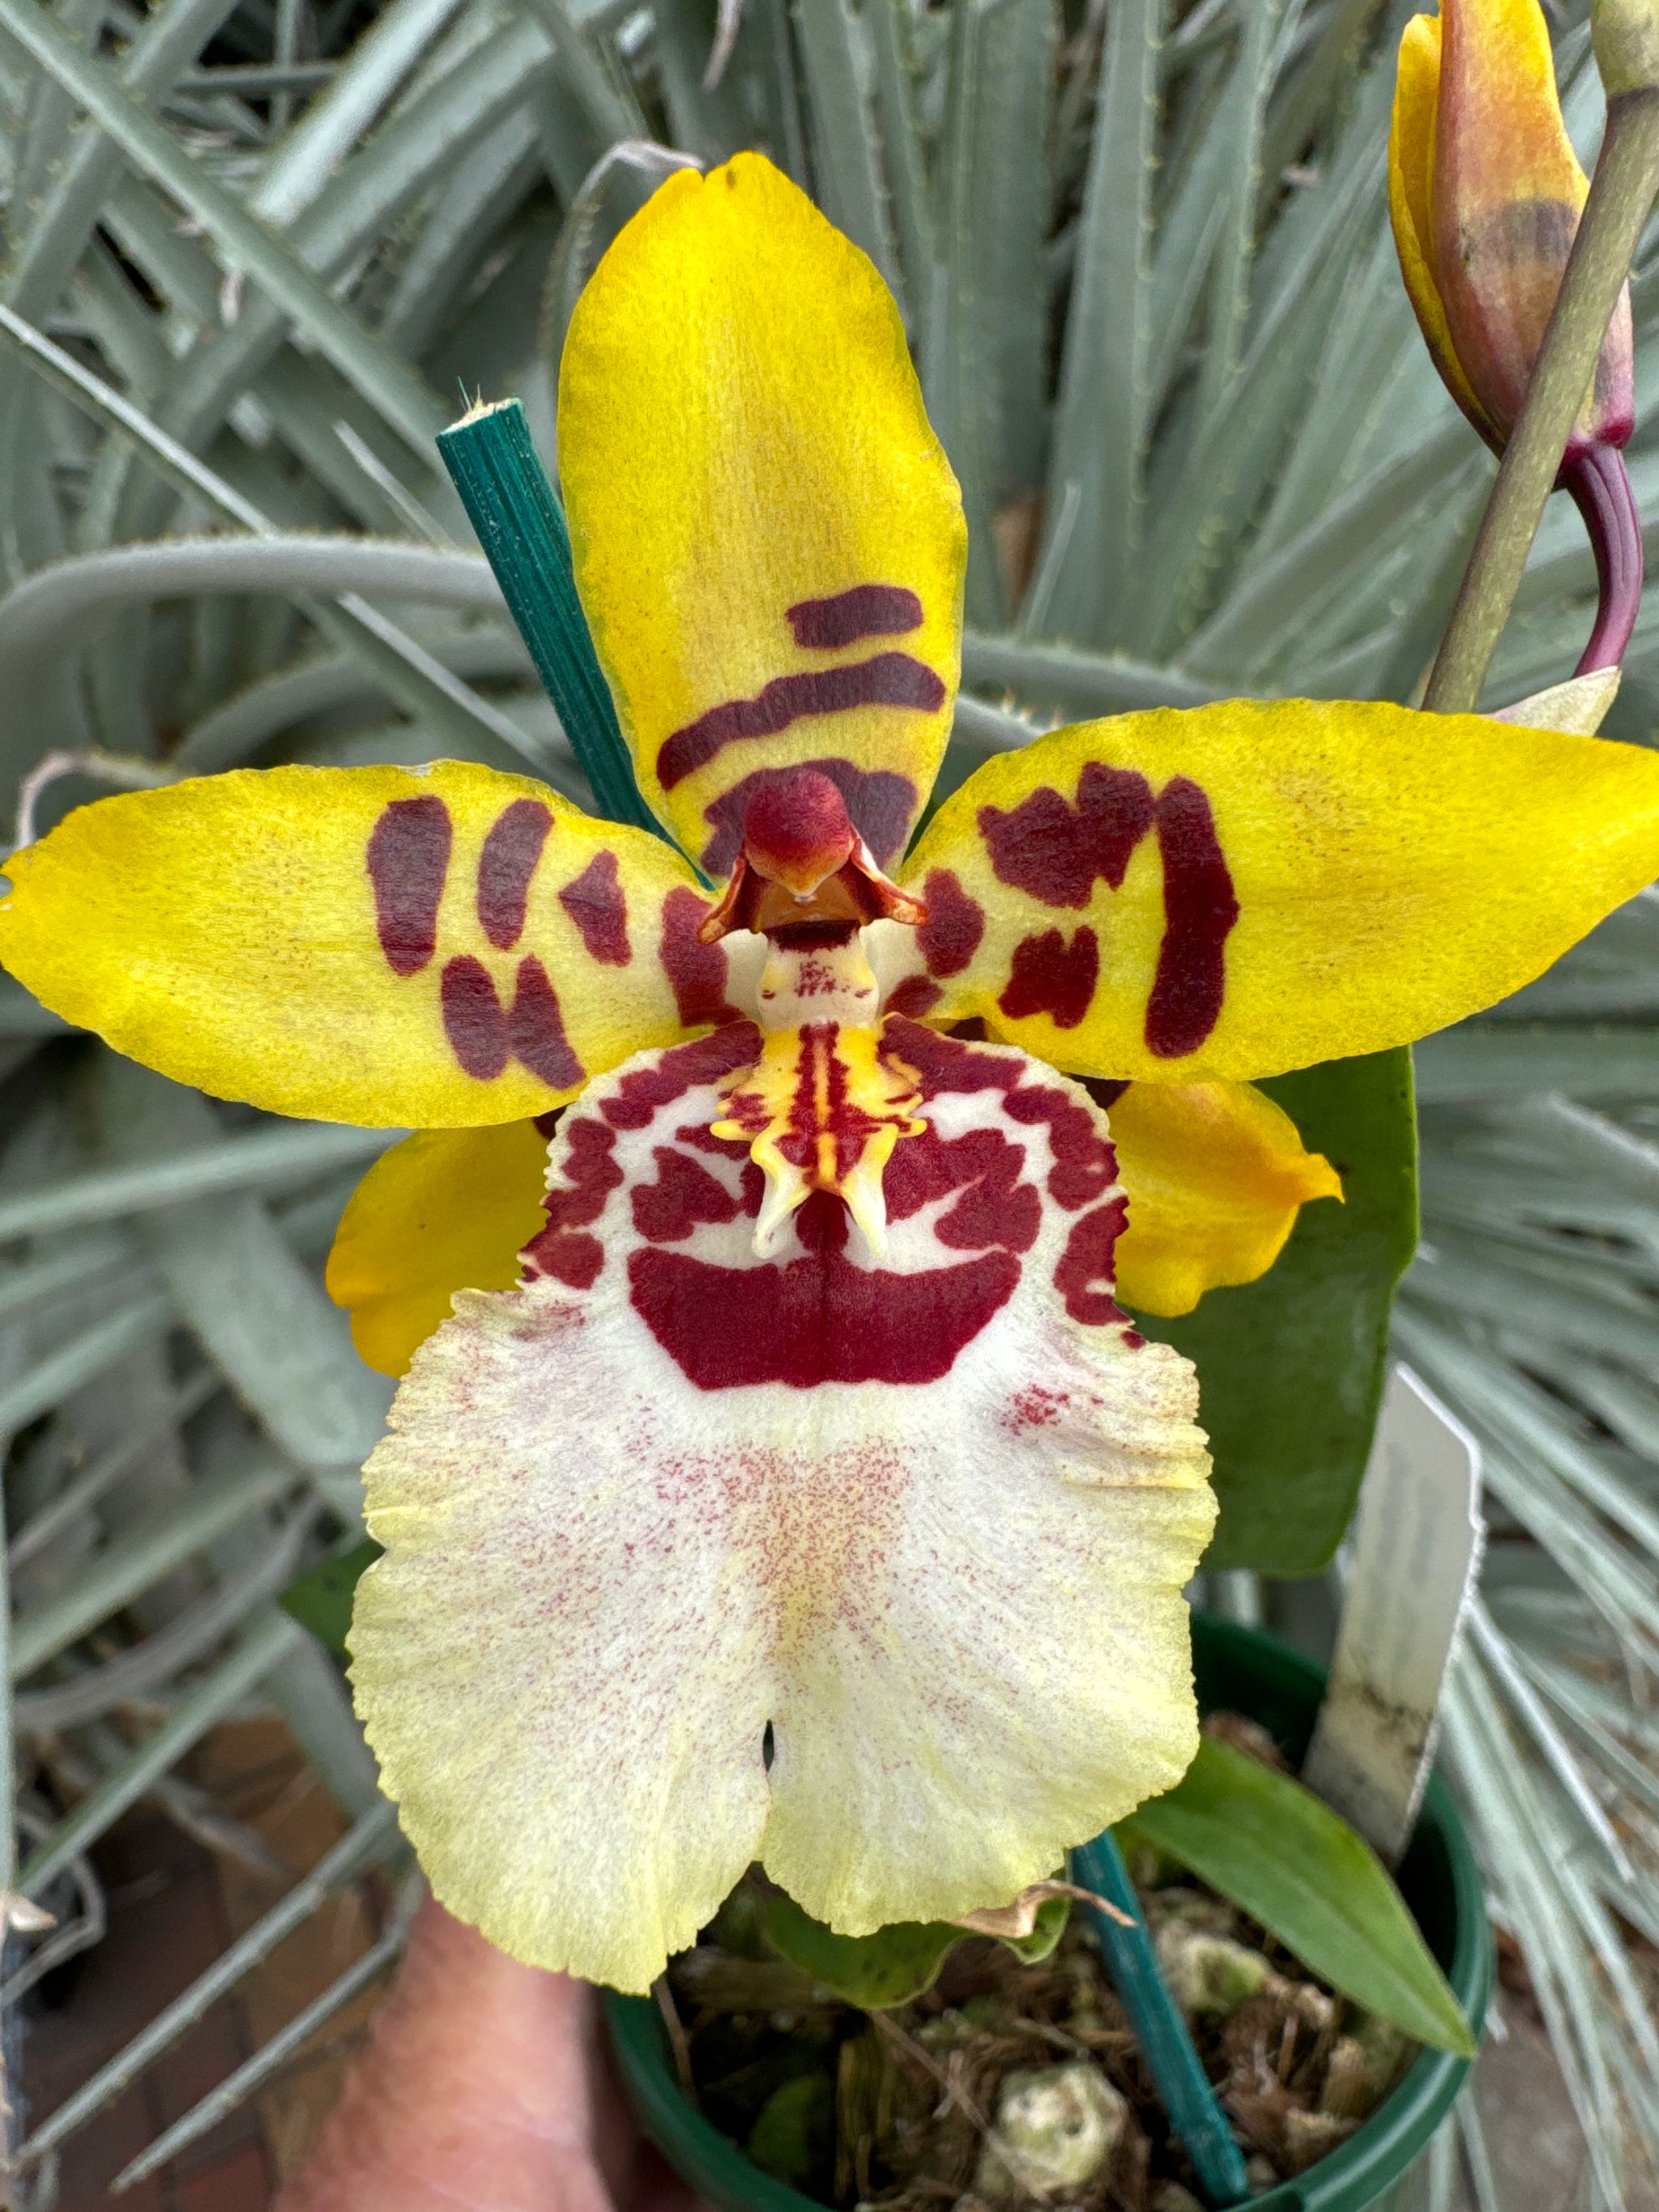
[{"left": 277, "top": 1895, "right": 708, "bottom": 2212}]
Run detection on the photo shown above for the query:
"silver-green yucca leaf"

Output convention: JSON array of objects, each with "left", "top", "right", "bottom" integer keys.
[{"left": 0, "top": 0, "right": 1656, "bottom": 2197}]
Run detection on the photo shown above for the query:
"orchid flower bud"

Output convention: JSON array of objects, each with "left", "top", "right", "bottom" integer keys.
[{"left": 1390, "top": 0, "right": 1640, "bottom": 672}]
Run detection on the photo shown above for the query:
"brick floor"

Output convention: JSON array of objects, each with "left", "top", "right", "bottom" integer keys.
[
  {"left": 19, "top": 1718, "right": 383, "bottom": 2209},
  {"left": 19, "top": 1813, "right": 273, "bottom": 2211}
]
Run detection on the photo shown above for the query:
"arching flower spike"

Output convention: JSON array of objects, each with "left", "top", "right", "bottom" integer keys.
[
  {"left": 5, "top": 154, "right": 1659, "bottom": 1994},
  {"left": 1390, "top": 0, "right": 1640, "bottom": 671}
]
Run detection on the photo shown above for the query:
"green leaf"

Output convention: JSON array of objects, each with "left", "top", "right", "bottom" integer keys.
[
  {"left": 1123, "top": 1737, "right": 1476, "bottom": 2057},
  {"left": 759, "top": 1884, "right": 1070, "bottom": 2010},
  {"left": 747, "top": 2070, "right": 835, "bottom": 2193},
  {"left": 1136, "top": 1047, "right": 1418, "bottom": 1574},
  {"left": 279, "top": 1537, "right": 382, "bottom": 1657},
  {"left": 761, "top": 1892, "right": 961, "bottom": 2010}
]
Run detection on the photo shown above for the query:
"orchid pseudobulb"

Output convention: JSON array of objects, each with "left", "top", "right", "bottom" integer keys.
[{"left": 5, "top": 155, "right": 1659, "bottom": 1992}]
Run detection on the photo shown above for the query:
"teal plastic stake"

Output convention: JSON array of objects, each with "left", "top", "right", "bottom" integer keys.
[
  {"left": 1071, "top": 1829, "right": 1250, "bottom": 2208},
  {"left": 436, "top": 398, "right": 665, "bottom": 839}
]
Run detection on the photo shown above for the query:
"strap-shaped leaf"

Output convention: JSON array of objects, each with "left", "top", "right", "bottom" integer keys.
[{"left": 1123, "top": 1736, "right": 1478, "bottom": 2056}]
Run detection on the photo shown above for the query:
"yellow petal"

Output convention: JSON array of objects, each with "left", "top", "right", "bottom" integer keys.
[
  {"left": 885, "top": 699, "right": 1659, "bottom": 1084},
  {"left": 558, "top": 151, "right": 965, "bottom": 877},
  {"left": 1109, "top": 1081, "right": 1342, "bottom": 1319},
  {"left": 1389, "top": 15, "right": 1501, "bottom": 445},
  {"left": 1433, "top": 0, "right": 1589, "bottom": 436},
  {"left": 0, "top": 761, "right": 755, "bottom": 1127},
  {"left": 326, "top": 1121, "right": 552, "bottom": 1377},
  {"left": 350, "top": 1022, "right": 1213, "bottom": 1989}
]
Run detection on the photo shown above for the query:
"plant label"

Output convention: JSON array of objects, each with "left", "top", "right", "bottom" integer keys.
[{"left": 1303, "top": 1364, "right": 1485, "bottom": 1864}]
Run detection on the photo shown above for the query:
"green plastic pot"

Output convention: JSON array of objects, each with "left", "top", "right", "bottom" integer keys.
[{"left": 605, "top": 1613, "right": 1492, "bottom": 2212}]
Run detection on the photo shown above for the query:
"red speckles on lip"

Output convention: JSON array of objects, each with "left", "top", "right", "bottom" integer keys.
[
  {"left": 999, "top": 927, "right": 1099, "bottom": 1031},
  {"left": 476, "top": 798, "right": 552, "bottom": 950},
  {"left": 1004, "top": 1385, "right": 1071, "bottom": 1431},
  {"left": 367, "top": 795, "right": 450, "bottom": 974},
  {"left": 559, "top": 850, "right": 631, "bottom": 966}
]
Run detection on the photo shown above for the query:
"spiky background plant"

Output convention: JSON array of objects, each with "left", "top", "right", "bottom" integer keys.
[{"left": 0, "top": 0, "right": 1657, "bottom": 2203}]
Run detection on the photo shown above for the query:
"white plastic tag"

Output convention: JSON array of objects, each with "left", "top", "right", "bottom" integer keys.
[{"left": 1302, "top": 1364, "right": 1485, "bottom": 1864}]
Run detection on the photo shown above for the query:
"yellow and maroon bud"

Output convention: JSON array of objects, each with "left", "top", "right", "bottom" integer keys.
[{"left": 1390, "top": 0, "right": 1641, "bottom": 671}]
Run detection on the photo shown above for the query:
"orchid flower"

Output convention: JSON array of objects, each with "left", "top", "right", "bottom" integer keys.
[
  {"left": 1390, "top": 0, "right": 1641, "bottom": 671},
  {"left": 5, "top": 154, "right": 1659, "bottom": 1997}
]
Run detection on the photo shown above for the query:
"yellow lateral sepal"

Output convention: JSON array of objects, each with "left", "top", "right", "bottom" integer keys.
[
  {"left": 1110, "top": 1081, "right": 1342, "bottom": 1318},
  {"left": 326, "top": 1122, "right": 552, "bottom": 1376}
]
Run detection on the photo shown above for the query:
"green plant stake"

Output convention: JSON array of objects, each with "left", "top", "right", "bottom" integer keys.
[
  {"left": 1070, "top": 1828, "right": 1250, "bottom": 2208},
  {"left": 436, "top": 397, "right": 665, "bottom": 838}
]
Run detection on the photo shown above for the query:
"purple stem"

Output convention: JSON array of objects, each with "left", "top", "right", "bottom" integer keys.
[{"left": 1562, "top": 441, "right": 1644, "bottom": 674}]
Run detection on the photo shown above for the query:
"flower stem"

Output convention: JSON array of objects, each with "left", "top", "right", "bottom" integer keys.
[
  {"left": 1071, "top": 1828, "right": 1251, "bottom": 2207},
  {"left": 1422, "top": 87, "right": 1659, "bottom": 714},
  {"left": 436, "top": 398, "right": 666, "bottom": 837}
]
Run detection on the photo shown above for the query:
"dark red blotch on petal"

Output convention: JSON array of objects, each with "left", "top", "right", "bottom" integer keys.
[
  {"left": 786, "top": 585, "right": 923, "bottom": 649},
  {"left": 915, "top": 869, "right": 985, "bottom": 978},
  {"left": 979, "top": 764, "right": 1155, "bottom": 909},
  {"left": 440, "top": 954, "right": 510, "bottom": 1078},
  {"left": 558, "top": 850, "right": 631, "bottom": 966},
  {"left": 368, "top": 795, "right": 451, "bottom": 975},
  {"left": 658, "top": 654, "right": 945, "bottom": 791},
  {"left": 510, "top": 957, "right": 584, "bottom": 1089},
  {"left": 659, "top": 889, "right": 742, "bottom": 1029},
  {"left": 1146, "top": 778, "right": 1239, "bottom": 1059},
  {"left": 885, "top": 975, "right": 943, "bottom": 1020},
  {"left": 440, "top": 954, "right": 584, "bottom": 1089},
  {"left": 999, "top": 927, "right": 1099, "bottom": 1030},
  {"left": 476, "top": 798, "right": 552, "bottom": 950}
]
